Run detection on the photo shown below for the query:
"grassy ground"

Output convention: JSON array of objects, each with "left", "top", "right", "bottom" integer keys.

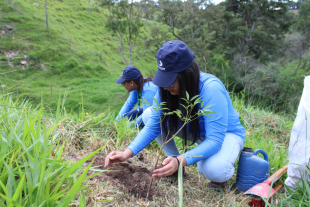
[
  {"left": 280, "top": 55, "right": 310, "bottom": 79},
  {"left": 0, "top": 0, "right": 159, "bottom": 113},
  {"left": 52, "top": 94, "right": 293, "bottom": 206}
]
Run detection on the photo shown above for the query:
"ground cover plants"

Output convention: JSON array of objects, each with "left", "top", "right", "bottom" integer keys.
[
  {"left": 0, "top": 92, "right": 290, "bottom": 206},
  {"left": 0, "top": 95, "right": 105, "bottom": 206},
  {"left": 263, "top": 167, "right": 310, "bottom": 207},
  {"left": 1, "top": 88, "right": 307, "bottom": 206},
  {"left": 69, "top": 93, "right": 293, "bottom": 206}
]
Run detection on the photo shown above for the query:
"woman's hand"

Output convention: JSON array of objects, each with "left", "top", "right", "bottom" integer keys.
[
  {"left": 152, "top": 156, "right": 179, "bottom": 178},
  {"left": 104, "top": 149, "right": 133, "bottom": 168}
]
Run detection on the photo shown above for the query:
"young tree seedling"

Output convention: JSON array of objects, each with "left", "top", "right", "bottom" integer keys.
[{"left": 143, "top": 92, "right": 215, "bottom": 200}]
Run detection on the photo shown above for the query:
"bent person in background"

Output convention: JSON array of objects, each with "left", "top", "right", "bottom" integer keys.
[{"left": 115, "top": 65, "right": 158, "bottom": 128}]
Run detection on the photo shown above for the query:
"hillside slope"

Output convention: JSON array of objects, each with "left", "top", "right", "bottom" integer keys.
[{"left": 0, "top": 0, "right": 158, "bottom": 113}]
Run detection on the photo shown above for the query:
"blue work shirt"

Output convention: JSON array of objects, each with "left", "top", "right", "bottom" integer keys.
[
  {"left": 127, "top": 72, "right": 245, "bottom": 166},
  {"left": 116, "top": 81, "right": 158, "bottom": 124}
]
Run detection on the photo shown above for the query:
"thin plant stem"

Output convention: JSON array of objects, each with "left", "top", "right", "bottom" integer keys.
[{"left": 146, "top": 122, "right": 187, "bottom": 199}]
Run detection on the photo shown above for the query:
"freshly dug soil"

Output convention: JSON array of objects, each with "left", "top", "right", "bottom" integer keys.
[{"left": 86, "top": 155, "right": 158, "bottom": 199}]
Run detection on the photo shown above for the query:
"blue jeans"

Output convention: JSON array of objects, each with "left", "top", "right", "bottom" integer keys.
[{"left": 155, "top": 132, "right": 243, "bottom": 182}]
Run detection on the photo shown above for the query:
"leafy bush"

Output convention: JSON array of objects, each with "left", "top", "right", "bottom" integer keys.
[{"left": 231, "top": 55, "right": 304, "bottom": 113}]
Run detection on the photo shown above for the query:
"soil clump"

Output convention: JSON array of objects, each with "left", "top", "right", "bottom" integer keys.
[{"left": 86, "top": 155, "right": 158, "bottom": 199}]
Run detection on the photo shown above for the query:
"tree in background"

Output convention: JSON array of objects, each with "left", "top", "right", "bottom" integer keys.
[
  {"left": 222, "top": 0, "right": 293, "bottom": 62},
  {"left": 101, "top": 0, "right": 145, "bottom": 66},
  {"left": 45, "top": 0, "right": 49, "bottom": 29},
  {"left": 157, "top": 0, "right": 226, "bottom": 59},
  {"left": 152, "top": 0, "right": 306, "bottom": 113},
  {"left": 283, "top": 33, "right": 310, "bottom": 77},
  {"left": 297, "top": 1, "right": 310, "bottom": 39},
  {"left": 145, "top": 25, "right": 173, "bottom": 55},
  {"left": 141, "top": 0, "right": 156, "bottom": 26},
  {"left": 157, "top": 0, "right": 184, "bottom": 41},
  {"left": 89, "top": 0, "right": 91, "bottom": 15}
]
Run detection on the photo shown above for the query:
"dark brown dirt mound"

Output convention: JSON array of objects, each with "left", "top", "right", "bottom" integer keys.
[{"left": 86, "top": 156, "right": 158, "bottom": 199}]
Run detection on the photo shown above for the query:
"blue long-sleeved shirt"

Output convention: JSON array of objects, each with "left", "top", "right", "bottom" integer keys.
[
  {"left": 116, "top": 81, "right": 158, "bottom": 124},
  {"left": 127, "top": 72, "right": 245, "bottom": 166}
]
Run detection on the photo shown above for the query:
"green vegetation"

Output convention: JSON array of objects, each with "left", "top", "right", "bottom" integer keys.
[
  {"left": 0, "top": 96, "right": 105, "bottom": 206},
  {"left": 1, "top": 0, "right": 310, "bottom": 114},
  {"left": 0, "top": 91, "right": 293, "bottom": 205},
  {"left": 0, "top": 0, "right": 309, "bottom": 205},
  {"left": 155, "top": 0, "right": 310, "bottom": 113},
  {"left": 0, "top": 0, "right": 158, "bottom": 113}
]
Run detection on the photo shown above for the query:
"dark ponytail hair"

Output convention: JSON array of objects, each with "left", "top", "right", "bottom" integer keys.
[
  {"left": 132, "top": 74, "right": 153, "bottom": 92},
  {"left": 125, "top": 75, "right": 154, "bottom": 93},
  {"left": 159, "top": 61, "right": 202, "bottom": 149}
]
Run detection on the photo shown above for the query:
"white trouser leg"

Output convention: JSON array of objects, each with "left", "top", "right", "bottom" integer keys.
[{"left": 197, "top": 133, "right": 244, "bottom": 182}]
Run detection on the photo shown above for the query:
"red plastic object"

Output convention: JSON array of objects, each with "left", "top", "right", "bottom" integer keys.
[
  {"left": 248, "top": 198, "right": 265, "bottom": 207},
  {"left": 244, "top": 165, "right": 287, "bottom": 199}
]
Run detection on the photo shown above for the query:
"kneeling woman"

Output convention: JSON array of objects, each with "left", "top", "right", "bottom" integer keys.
[
  {"left": 115, "top": 65, "right": 158, "bottom": 128},
  {"left": 107, "top": 41, "right": 245, "bottom": 188}
]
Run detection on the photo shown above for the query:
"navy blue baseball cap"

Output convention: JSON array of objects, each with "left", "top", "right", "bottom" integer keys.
[
  {"left": 153, "top": 40, "right": 195, "bottom": 88},
  {"left": 116, "top": 65, "right": 141, "bottom": 84}
]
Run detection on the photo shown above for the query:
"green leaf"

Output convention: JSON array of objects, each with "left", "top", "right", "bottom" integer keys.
[
  {"left": 190, "top": 95, "right": 200, "bottom": 102},
  {"left": 12, "top": 175, "right": 25, "bottom": 202},
  {"left": 57, "top": 158, "right": 96, "bottom": 207},
  {"left": 180, "top": 98, "right": 188, "bottom": 102},
  {"left": 200, "top": 99, "right": 205, "bottom": 108},
  {"left": 67, "top": 146, "right": 104, "bottom": 176},
  {"left": 179, "top": 105, "right": 185, "bottom": 111},
  {"left": 202, "top": 104, "right": 213, "bottom": 109},
  {"left": 186, "top": 91, "right": 189, "bottom": 100},
  {"left": 153, "top": 97, "right": 159, "bottom": 106}
]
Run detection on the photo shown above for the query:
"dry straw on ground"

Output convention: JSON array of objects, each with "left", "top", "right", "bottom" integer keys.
[{"left": 49, "top": 111, "right": 290, "bottom": 207}]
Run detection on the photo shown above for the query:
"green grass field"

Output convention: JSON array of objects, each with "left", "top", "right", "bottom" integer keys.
[{"left": 0, "top": 0, "right": 159, "bottom": 114}]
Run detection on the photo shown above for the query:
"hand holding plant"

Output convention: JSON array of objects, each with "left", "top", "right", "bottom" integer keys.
[
  {"left": 146, "top": 92, "right": 215, "bottom": 199},
  {"left": 152, "top": 156, "right": 183, "bottom": 178}
]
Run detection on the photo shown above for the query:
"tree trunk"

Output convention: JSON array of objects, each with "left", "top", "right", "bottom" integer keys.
[
  {"left": 292, "top": 57, "right": 302, "bottom": 77},
  {"left": 307, "top": 61, "right": 310, "bottom": 72},
  {"left": 45, "top": 0, "right": 49, "bottom": 29},
  {"left": 88, "top": 0, "right": 91, "bottom": 15}
]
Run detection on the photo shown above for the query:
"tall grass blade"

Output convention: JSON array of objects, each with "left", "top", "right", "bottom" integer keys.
[{"left": 178, "top": 157, "right": 184, "bottom": 207}]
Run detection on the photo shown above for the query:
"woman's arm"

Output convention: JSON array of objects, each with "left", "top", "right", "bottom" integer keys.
[
  {"left": 115, "top": 90, "right": 138, "bottom": 120},
  {"left": 141, "top": 84, "right": 158, "bottom": 110},
  {"left": 105, "top": 92, "right": 161, "bottom": 167},
  {"left": 127, "top": 92, "right": 162, "bottom": 156}
]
